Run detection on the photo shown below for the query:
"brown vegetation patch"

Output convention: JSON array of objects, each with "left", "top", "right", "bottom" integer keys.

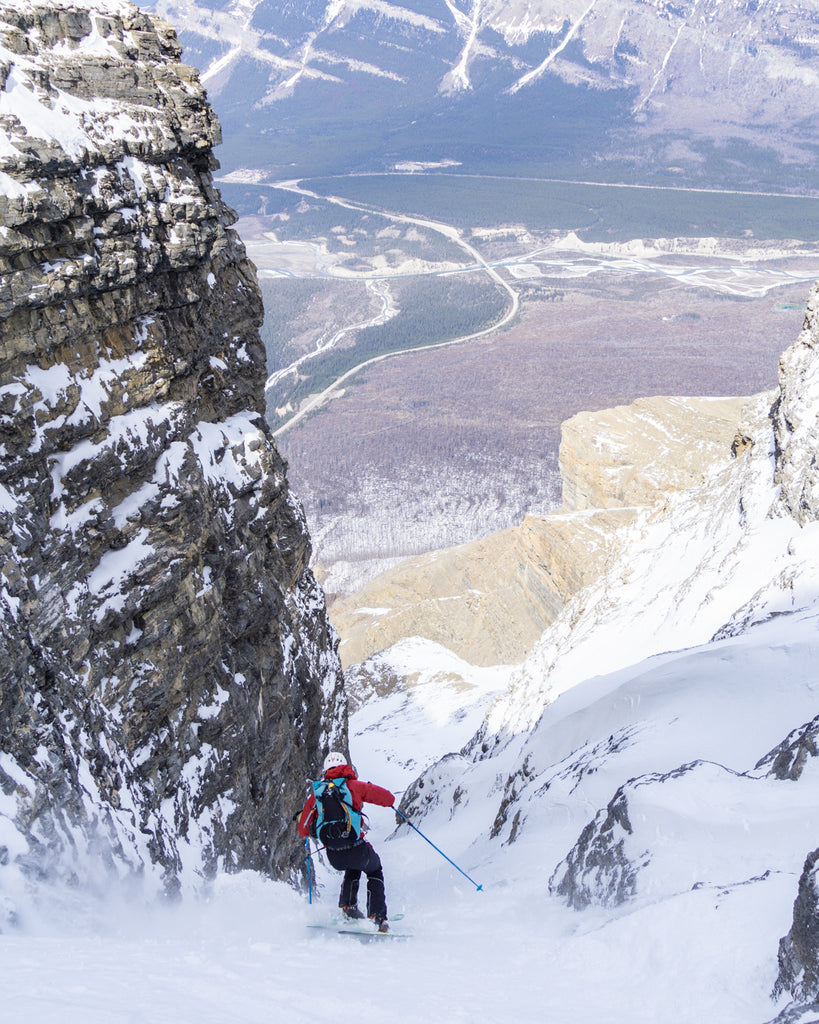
[{"left": 277, "top": 278, "right": 809, "bottom": 569}]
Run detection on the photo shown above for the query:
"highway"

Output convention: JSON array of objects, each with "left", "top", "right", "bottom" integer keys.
[{"left": 266, "top": 180, "right": 520, "bottom": 438}]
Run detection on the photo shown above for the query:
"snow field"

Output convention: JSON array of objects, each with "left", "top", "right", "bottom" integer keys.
[
  {"left": 0, "top": 860, "right": 795, "bottom": 1024},
  {"left": 4, "top": 609, "right": 816, "bottom": 1022}
]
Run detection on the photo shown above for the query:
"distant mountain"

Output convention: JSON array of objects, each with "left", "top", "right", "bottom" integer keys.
[{"left": 145, "top": 0, "right": 819, "bottom": 192}]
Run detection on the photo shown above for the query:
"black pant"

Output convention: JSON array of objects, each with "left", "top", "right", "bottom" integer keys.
[{"left": 326, "top": 840, "right": 387, "bottom": 920}]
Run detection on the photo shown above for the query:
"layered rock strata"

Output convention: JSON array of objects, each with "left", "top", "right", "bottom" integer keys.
[
  {"left": 331, "top": 396, "right": 748, "bottom": 670},
  {"left": 558, "top": 396, "right": 751, "bottom": 513},
  {"left": 331, "top": 507, "right": 638, "bottom": 669},
  {"left": 0, "top": 0, "right": 345, "bottom": 908}
]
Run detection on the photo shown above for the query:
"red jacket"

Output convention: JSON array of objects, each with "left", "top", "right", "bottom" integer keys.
[{"left": 298, "top": 764, "right": 394, "bottom": 838}]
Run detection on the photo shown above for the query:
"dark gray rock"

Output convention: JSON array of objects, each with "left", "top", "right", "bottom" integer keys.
[
  {"left": 773, "top": 850, "right": 819, "bottom": 1005},
  {"left": 757, "top": 715, "right": 819, "bottom": 781},
  {"left": 772, "top": 284, "right": 819, "bottom": 526},
  {"left": 548, "top": 782, "right": 642, "bottom": 909},
  {"left": 0, "top": 0, "right": 346, "bottom": 910},
  {"left": 764, "top": 1004, "right": 819, "bottom": 1024}
]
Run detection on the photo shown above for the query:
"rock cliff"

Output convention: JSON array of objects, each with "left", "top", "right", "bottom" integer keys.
[
  {"left": 331, "top": 395, "right": 748, "bottom": 670},
  {"left": 0, "top": 0, "right": 345, "bottom": 914},
  {"left": 558, "top": 395, "right": 751, "bottom": 513}
]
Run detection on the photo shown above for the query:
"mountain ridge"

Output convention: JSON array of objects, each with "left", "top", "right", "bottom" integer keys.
[
  {"left": 0, "top": 0, "right": 345, "bottom": 918},
  {"left": 146, "top": 0, "right": 819, "bottom": 191}
]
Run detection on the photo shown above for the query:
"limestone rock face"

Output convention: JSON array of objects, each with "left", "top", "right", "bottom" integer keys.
[
  {"left": 330, "top": 527, "right": 548, "bottom": 671},
  {"left": 0, "top": 0, "right": 345, "bottom": 907},
  {"left": 559, "top": 396, "right": 752, "bottom": 513},
  {"left": 332, "top": 508, "right": 637, "bottom": 670},
  {"left": 332, "top": 396, "right": 746, "bottom": 671}
]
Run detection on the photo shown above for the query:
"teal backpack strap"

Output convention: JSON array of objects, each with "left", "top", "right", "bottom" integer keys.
[{"left": 335, "top": 779, "right": 363, "bottom": 839}]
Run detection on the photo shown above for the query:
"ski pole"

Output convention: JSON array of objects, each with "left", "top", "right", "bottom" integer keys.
[
  {"left": 302, "top": 844, "right": 326, "bottom": 862},
  {"left": 305, "top": 838, "right": 313, "bottom": 904},
  {"left": 394, "top": 808, "right": 483, "bottom": 891}
]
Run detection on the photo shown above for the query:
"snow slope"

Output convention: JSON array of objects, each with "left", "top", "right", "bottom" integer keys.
[
  {"left": 7, "top": 299, "right": 819, "bottom": 1024},
  {"left": 7, "top": 309, "right": 819, "bottom": 1024},
  {"left": 2, "top": 604, "right": 817, "bottom": 1023}
]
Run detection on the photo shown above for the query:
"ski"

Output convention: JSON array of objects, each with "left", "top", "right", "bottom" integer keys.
[
  {"left": 307, "top": 913, "right": 409, "bottom": 939},
  {"left": 336, "top": 929, "right": 410, "bottom": 940},
  {"left": 307, "top": 925, "right": 411, "bottom": 940},
  {"left": 313, "top": 912, "right": 403, "bottom": 927}
]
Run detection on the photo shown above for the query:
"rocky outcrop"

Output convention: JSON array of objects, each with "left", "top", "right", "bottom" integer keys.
[
  {"left": 331, "top": 396, "right": 745, "bottom": 670},
  {"left": 548, "top": 782, "right": 641, "bottom": 910},
  {"left": 0, "top": 0, "right": 345, "bottom": 910},
  {"left": 558, "top": 396, "right": 751, "bottom": 513},
  {"left": 765, "top": 1003, "right": 819, "bottom": 1024},
  {"left": 549, "top": 712, "right": 819, "bottom": 914},
  {"left": 773, "top": 849, "right": 819, "bottom": 1006},
  {"left": 773, "top": 287, "right": 819, "bottom": 526},
  {"left": 757, "top": 716, "right": 819, "bottom": 782},
  {"left": 764, "top": 718, "right": 819, "bottom": 1016}
]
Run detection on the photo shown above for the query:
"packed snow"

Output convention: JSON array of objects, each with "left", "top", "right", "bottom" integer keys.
[{"left": 2, "top": 591, "right": 816, "bottom": 1022}]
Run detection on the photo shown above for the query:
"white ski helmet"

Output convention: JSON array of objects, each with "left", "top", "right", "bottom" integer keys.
[{"left": 323, "top": 751, "right": 347, "bottom": 772}]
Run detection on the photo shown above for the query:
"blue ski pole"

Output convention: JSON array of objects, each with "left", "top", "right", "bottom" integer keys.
[
  {"left": 305, "top": 837, "right": 313, "bottom": 904},
  {"left": 394, "top": 808, "right": 483, "bottom": 891}
]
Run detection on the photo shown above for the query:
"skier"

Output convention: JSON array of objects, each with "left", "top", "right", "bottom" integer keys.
[{"left": 298, "top": 752, "right": 395, "bottom": 932}]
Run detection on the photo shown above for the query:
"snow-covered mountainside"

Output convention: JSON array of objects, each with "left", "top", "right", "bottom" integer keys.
[
  {"left": 143, "top": 0, "right": 819, "bottom": 189},
  {"left": 385, "top": 284, "right": 819, "bottom": 1020},
  {"left": 3, "top": 5, "right": 819, "bottom": 1021},
  {"left": 6, "top": 455, "right": 819, "bottom": 1021},
  {"left": 0, "top": 0, "right": 345, "bottom": 919}
]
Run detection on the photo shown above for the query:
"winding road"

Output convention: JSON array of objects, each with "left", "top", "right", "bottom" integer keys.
[
  {"left": 251, "top": 177, "right": 819, "bottom": 438},
  {"left": 267, "top": 180, "right": 520, "bottom": 438}
]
